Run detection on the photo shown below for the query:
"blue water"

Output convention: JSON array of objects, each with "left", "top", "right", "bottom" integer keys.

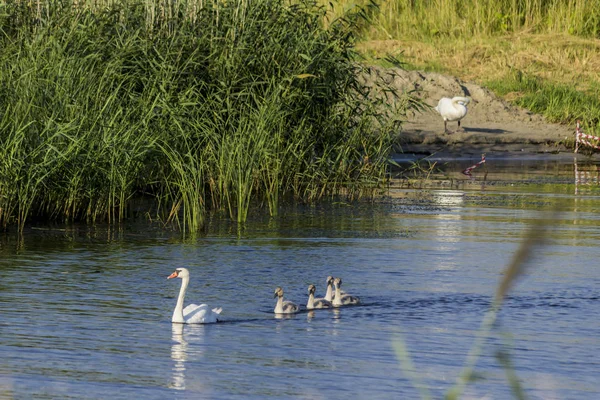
[{"left": 1, "top": 157, "right": 599, "bottom": 399}]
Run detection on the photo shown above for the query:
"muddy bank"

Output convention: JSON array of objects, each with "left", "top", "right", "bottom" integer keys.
[{"left": 376, "top": 68, "right": 578, "bottom": 157}]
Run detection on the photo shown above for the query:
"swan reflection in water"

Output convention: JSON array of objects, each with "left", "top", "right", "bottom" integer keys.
[
  {"left": 170, "top": 323, "right": 206, "bottom": 392},
  {"left": 274, "top": 312, "right": 297, "bottom": 321},
  {"left": 170, "top": 323, "right": 188, "bottom": 390}
]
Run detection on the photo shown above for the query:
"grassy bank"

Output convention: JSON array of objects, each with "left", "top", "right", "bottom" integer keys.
[
  {"left": 325, "top": 0, "right": 600, "bottom": 136},
  {"left": 357, "top": 34, "right": 600, "bottom": 135},
  {"left": 0, "top": 0, "right": 413, "bottom": 232},
  {"left": 357, "top": 33, "right": 600, "bottom": 134}
]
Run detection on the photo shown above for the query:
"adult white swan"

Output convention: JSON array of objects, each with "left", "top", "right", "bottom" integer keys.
[
  {"left": 167, "top": 268, "right": 223, "bottom": 324},
  {"left": 435, "top": 96, "right": 470, "bottom": 134}
]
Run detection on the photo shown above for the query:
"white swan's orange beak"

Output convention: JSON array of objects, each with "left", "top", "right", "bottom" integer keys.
[{"left": 167, "top": 271, "right": 178, "bottom": 280}]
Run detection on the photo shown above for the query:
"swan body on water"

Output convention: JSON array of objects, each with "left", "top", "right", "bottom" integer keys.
[
  {"left": 307, "top": 284, "right": 333, "bottom": 310},
  {"left": 435, "top": 96, "right": 470, "bottom": 134},
  {"left": 274, "top": 287, "right": 300, "bottom": 314},
  {"left": 167, "top": 268, "right": 223, "bottom": 324},
  {"left": 332, "top": 277, "right": 360, "bottom": 307}
]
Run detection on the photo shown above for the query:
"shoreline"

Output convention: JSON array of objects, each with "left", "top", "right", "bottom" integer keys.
[{"left": 385, "top": 69, "right": 599, "bottom": 159}]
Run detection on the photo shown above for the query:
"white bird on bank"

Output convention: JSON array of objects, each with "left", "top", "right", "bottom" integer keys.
[
  {"left": 167, "top": 268, "right": 223, "bottom": 324},
  {"left": 434, "top": 96, "right": 470, "bottom": 134},
  {"left": 332, "top": 277, "right": 360, "bottom": 307},
  {"left": 274, "top": 287, "right": 300, "bottom": 314},
  {"left": 307, "top": 284, "right": 333, "bottom": 310}
]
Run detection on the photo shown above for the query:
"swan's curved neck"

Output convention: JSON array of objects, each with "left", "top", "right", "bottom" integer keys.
[
  {"left": 325, "top": 284, "right": 333, "bottom": 302},
  {"left": 452, "top": 97, "right": 470, "bottom": 105},
  {"left": 307, "top": 293, "right": 315, "bottom": 309},
  {"left": 275, "top": 296, "right": 284, "bottom": 313},
  {"left": 333, "top": 285, "right": 342, "bottom": 306},
  {"left": 172, "top": 277, "right": 189, "bottom": 323}
]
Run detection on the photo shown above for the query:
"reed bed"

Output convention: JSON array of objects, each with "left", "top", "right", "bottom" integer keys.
[{"left": 0, "top": 0, "right": 412, "bottom": 231}]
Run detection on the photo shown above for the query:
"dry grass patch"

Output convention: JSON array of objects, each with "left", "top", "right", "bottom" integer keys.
[{"left": 356, "top": 33, "right": 600, "bottom": 90}]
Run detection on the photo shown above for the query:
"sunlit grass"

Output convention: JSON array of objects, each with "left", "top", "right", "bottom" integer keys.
[
  {"left": 357, "top": 34, "right": 600, "bottom": 85},
  {"left": 485, "top": 71, "right": 600, "bottom": 135},
  {"left": 323, "top": 0, "right": 600, "bottom": 39}
]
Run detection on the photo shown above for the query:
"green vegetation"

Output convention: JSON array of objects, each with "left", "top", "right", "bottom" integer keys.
[
  {"left": 486, "top": 71, "right": 600, "bottom": 135},
  {"left": 2, "top": 0, "right": 598, "bottom": 232},
  {"left": 328, "top": 0, "right": 600, "bottom": 39},
  {"left": 0, "top": 0, "right": 413, "bottom": 232}
]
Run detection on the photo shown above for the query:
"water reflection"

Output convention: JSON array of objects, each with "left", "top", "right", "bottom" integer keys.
[
  {"left": 0, "top": 376, "right": 14, "bottom": 400},
  {"left": 432, "top": 190, "right": 465, "bottom": 207},
  {"left": 2, "top": 161, "right": 600, "bottom": 399},
  {"left": 170, "top": 323, "right": 207, "bottom": 392},
  {"left": 274, "top": 313, "right": 297, "bottom": 320},
  {"left": 332, "top": 308, "right": 341, "bottom": 322},
  {"left": 431, "top": 191, "right": 465, "bottom": 247},
  {"left": 170, "top": 324, "right": 188, "bottom": 390},
  {"left": 574, "top": 157, "right": 600, "bottom": 195}
]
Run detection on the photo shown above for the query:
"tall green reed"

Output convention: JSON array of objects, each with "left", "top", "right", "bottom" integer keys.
[{"left": 0, "top": 0, "right": 413, "bottom": 232}]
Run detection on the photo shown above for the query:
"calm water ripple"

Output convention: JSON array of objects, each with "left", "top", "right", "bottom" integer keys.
[{"left": 1, "top": 158, "right": 600, "bottom": 399}]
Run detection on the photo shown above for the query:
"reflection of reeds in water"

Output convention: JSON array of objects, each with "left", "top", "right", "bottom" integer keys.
[{"left": 394, "top": 220, "right": 549, "bottom": 399}]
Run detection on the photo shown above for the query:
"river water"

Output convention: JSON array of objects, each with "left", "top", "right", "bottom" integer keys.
[{"left": 1, "top": 155, "right": 599, "bottom": 399}]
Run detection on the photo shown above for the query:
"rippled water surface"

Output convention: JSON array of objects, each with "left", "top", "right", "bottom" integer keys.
[{"left": 1, "top": 156, "right": 600, "bottom": 399}]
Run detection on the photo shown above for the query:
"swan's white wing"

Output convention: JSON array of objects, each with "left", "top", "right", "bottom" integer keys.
[
  {"left": 435, "top": 97, "right": 450, "bottom": 114},
  {"left": 182, "top": 303, "right": 200, "bottom": 316},
  {"left": 183, "top": 303, "right": 222, "bottom": 324},
  {"left": 437, "top": 97, "right": 467, "bottom": 121}
]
